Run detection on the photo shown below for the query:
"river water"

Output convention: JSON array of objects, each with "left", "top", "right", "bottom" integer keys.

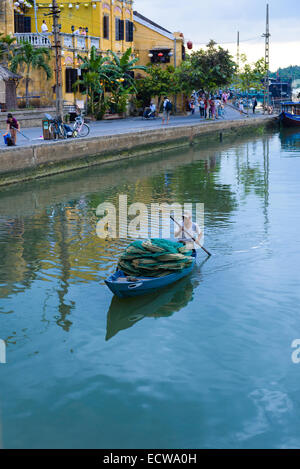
[{"left": 0, "top": 128, "right": 300, "bottom": 449}]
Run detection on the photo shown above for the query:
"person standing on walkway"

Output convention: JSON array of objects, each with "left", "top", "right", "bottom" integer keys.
[
  {"left": 210, "top": 99, "right": 216, "bottom": 120},
  {"left": 199, "top": 97, "right": 205, "bottom": 118},
  {"left": 189, "top": 99, "right": 195, "bottom": 115},
  {"left": 252, "top": 97, "right": 258, "bottom": 114},
  {"left": 162, "top": 97, "right": 172, "bottom": 125},
  {"left": 239, "top": 99, "right": 244, "bottom": 115},
  {"left": 205, "top": 98, "right": 210, "bottom": 119},
  {"left": 4, "top": 113, "right": 20, "bottom": 146},
  {"left": 215, "top": 98, "right": 222, "bottom": 119}
]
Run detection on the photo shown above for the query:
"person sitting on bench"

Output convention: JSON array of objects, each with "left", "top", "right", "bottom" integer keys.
[{"left": 143, "top": 102, "right": 156, "bottom": 119}]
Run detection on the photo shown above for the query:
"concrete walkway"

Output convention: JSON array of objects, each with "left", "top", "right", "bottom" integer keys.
[{"left": 0, "top": 105, "right": 268, "bottom": 150}]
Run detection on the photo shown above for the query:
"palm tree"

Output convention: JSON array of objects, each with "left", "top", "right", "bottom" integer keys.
[
  {"left": 0, "top": 34, "right": 16, "bottom": 66},
  {"left": 10, "top": 41, "right": 52, "bottom": 108}
]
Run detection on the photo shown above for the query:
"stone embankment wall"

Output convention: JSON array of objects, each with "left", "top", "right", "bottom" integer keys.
[{"left": 0, "top": 116, "right": 277, "bottom": 186}]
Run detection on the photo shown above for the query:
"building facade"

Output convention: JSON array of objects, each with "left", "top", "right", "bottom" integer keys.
[
  {"left": 133, "top": 11, "right": 185, "bottom": 74},
  {"left": 1, "top": 1, "right": 187, "bottom": 111},
  {"left": 4, "top": 0, "right": 134, "bottom": 107}
]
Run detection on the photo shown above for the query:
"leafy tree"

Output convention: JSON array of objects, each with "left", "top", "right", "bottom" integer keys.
[
  {"left": 270, "top": 65, "right": 300, "bottom": 81},
  {"left": 10, "top": 41, "right": 52, "bottom": 108},
  {"left": 136, "top": 64, "right": 181, "bottom": 109},
  {"left": 235, "top": 56, "right": 267, "bottom": 113},
  {"left": 176, "top": 40, "right": 236, "bottom": 95}
]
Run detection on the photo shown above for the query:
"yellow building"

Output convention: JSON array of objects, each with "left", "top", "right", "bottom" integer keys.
[
  {"left": 133, "top": 11, "right": 185, "bottom": 73},
  {"left": 133, "top": 11, "right": 186, "bottom": 111},
  {"left": 1, "top": 2, "right": 187, "bottom": 111},
  {"left": 7, "top": 0, "right": 134, "bottom": 107},
  {"left": 0, "top": 1, "right": 15, "bottom": 36}
]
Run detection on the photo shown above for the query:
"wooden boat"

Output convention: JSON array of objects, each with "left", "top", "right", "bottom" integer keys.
[
  {"left": 279, "top": 102, "right": 300, "bottom": 127},
  {"left": 105, "top": 256, "right": 196, "bottom": 298}
]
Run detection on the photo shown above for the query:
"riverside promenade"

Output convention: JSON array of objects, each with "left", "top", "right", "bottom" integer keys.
[
  {"left": 0, "top": 106, "right": 267, "bottom": 149},
  {"left": 0, "top": 106, "right": 277, "bottom": 186}
]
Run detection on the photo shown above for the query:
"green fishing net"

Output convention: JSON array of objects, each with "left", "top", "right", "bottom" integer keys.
[{"left": 117, "top": 239, "right": 193, "bottom": 277}]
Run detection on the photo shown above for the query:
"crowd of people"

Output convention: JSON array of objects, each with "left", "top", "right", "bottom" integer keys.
[
  {"left": 188, "top": 90, "right": 231, "bottom": 120},
  {"left": 2, "top": 90, "right": 272, "bottom": 148},
  {"left": 234, "top": 96, "right": 273, "bottom": 115}
]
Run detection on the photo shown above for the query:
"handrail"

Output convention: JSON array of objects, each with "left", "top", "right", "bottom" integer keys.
[{"left": 15, "top": 33, "right": 52, "bottom": 47}]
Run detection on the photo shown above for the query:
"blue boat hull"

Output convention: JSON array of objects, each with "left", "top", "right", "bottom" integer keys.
[
  {"left": 279, "top": 111, "right": 300, "bottom": 127},
  {"left": 105, "top": 261, "right": 196, "bottom": 298}
]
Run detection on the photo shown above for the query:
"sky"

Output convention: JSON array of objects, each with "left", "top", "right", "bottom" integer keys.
[{"left": 135, "top": 0, "right": 300, "bottom": 71}]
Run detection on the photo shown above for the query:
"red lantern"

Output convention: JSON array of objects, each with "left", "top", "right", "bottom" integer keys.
[{"left": 187, "top": 41, "right": 193, "bottom": 50}]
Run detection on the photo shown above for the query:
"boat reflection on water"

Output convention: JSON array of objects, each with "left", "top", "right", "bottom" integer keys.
[
  {"left": 106, "top": 275, "right": 198, "bottom": 341},
  {"left": 279, "top": 128, "right": 300, "bottom": 154}
]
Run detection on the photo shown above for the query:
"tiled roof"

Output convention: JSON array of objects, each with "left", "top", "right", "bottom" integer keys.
[{"left": 133, "top": 11, "right": 172, "bottom": 35}]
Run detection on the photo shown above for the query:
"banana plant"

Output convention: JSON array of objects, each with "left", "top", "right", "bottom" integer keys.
[{"left": 10, "top": 40, "right": 52, "bottom": 108}]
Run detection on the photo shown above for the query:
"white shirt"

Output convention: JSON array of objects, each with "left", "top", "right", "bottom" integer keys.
[
  {"left": 41, "top": 23, "right": 48, "bottom": 33},
  {"left": 178, "top": 221, "right": 202, "bottom": 249}
]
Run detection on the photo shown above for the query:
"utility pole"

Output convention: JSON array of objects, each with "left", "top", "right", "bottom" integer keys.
[
  {"left": 51, "top": 1, "right": 63, "bottom": 120},
  {"left": 237, "top": 31, "right": 240, "bottom": 71},
  {"left": 174, "top": 36, "right": 177, "bottom": 114},
  {"left": 262, "top": 3, "right": 270, "bottom": 112}
]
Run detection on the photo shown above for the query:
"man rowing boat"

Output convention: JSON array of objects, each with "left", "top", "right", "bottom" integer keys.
[{"left": 175, "top": 211, "right": 202, "bottom": 254}]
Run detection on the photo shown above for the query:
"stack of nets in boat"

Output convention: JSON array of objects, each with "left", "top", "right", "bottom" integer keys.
[{"left": 117, "top": 239, "right": 193, "bottom": 278}]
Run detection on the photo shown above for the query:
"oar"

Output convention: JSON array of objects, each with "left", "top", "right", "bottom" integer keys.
[
  {"left": 17, "top": 129, "right": 30, "bottom": 141},
  {"left": 170, "top": 215, "right": 212, "bottom": 257}
]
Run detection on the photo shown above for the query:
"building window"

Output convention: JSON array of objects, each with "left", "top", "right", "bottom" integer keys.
[
  {"left": 65, "top": 68, "right": 78, "bottom": 94},
  {"left": 79, "top": 69, "right": 87, "bottom": 93},
  {"left": 150, "top": 50, "right": 171, "bottom": 64},
  {"left": 115, "top": 18, "right": 124, "bottom": 41},
  {"left": 103, "top": 15, "right": 109, "bottom": 40},
  {"left": 125, "top": 20, "right": 133, "bottom": 42},
  {"left": 14, "top": 13, "right": 31, "bottom": 33}
]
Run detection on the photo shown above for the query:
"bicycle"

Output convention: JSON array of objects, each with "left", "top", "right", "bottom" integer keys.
[
  {"left": 72, "top": 116, "right": 90, "bottom": 138},
  {"left": 48, "top": 116, "right": 67, "bottom": 139}
]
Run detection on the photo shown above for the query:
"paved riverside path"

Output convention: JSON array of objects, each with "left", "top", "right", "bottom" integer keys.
[{"left": 0, "top": 105, "right": 271, "bottom": 150}]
